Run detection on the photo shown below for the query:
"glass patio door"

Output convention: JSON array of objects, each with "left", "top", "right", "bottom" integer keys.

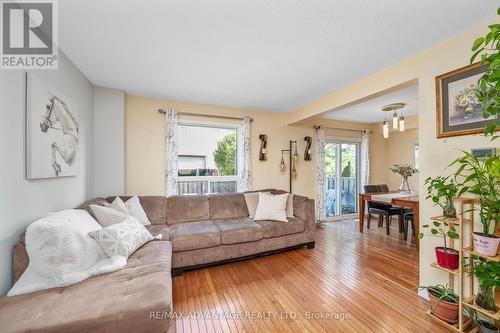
[{"left": 324, "top": 141, "right": 359, "bottom": 219}]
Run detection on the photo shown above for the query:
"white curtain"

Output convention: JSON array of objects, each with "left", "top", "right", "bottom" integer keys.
[
  {"left": 315, "top": 127, "right": 326, "bottom": 222},
  {"left": 237, "top": 116, "right": 252, "bottom": 192},
  {"left": 360, "top": 129, "right": 370, "bottom": 190},
  {"left": 164, "top": 109, "right": 179, "bottom": 196}
]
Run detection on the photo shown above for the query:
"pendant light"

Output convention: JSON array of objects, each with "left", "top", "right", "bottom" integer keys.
[
  {"left": 383, "top": 120, "right": 389, "bottom": 139},
  {"left": 382, "top": 103, "right": 406, "bottom": 138},
  {"left": 280, "top": 152, "right": 286, "bottom": 174},
  {"left": 392, "top": 111, "right": 398, "bottom": 129}
]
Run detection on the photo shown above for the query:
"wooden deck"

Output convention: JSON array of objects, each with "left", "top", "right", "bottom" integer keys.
[{"left": 171, "top": 218, "right": 450, "bottom": 333}]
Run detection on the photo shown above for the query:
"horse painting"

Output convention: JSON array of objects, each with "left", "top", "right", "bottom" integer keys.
[{"left": 39, "top": 94, "right": 79, "bottom": 176}]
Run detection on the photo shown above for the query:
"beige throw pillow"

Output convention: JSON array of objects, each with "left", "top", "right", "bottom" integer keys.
[
  {"left": 253, "top": 192, "right": 289, "bottom": 222},
  {"left": 125, "top": 196, "right": 151, "bottom": 226},
  {"left": 90, "top": 204, "right": 129, "bottom": 227},
  {"left": 244, "top": 192, "right": 294, "bottom": 218},
  {"left": 88, "top": 217, "right": 161, "bottom": 258}
]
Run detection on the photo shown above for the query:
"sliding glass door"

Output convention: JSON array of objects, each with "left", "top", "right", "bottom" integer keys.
[{"left": 324, "top": 141, "right": 359, "bottom": 219}]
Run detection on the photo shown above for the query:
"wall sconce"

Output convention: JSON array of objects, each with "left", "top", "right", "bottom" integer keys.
[
  {"left": 259, "top": 134, "right": 267, "bottom": 161},
  {"left": 304, "top": 136, "right": 312, "bottom": 161}
]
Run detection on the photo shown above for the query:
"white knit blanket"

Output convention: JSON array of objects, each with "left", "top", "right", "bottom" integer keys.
[{"left": 8, "top": 209, "right": 127, "bottom": 296}]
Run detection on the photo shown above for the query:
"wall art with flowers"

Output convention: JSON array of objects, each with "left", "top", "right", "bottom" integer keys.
[{"left": 435, "top": 62, "right": 496, "bottom": 138}]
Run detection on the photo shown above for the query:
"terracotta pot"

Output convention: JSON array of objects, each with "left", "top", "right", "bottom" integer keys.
[
  {"left": 435, "top": 247, "right": 459, "bottom": 270},
  {"left": 427, "top": 290, "right": 459, "bottom": 323},
  {"left": 473, "top": 232, "right": 500, "bottom": 257}
]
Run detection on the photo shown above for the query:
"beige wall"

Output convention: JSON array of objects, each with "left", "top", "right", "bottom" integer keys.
[
  {"left": 286, "top": 21, "right": 497, "bottom": 293},
  {"left": 126, "top": 95, "right": 376, "bottom": 201}
]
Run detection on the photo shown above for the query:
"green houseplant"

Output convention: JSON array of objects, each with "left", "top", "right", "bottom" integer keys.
[
  {"left": 464, "top": 256, "right": 500, "bottom": 312},
  {"left": 451, "top": 151, "right": 500, "bottom": 256},
  {"left": 419, "top": 221, "right": 459, "bottom": 270},
  {"left": 425, "top": 176, "right": 459, "bottom": 218},
  {"left": 470, "top": 7, "right": 500, "bottom": 140},
  {"left": 390, "top": 164, "right": 418, "bottom": 193},
  {"left": 418, "top": 284, "right": 459, "bottom": 323}
]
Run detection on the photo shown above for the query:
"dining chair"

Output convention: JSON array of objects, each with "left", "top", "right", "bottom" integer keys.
[
  {"left": 371, "top": 184, "right": 406, "bottom": 235},
  {"left": 403, "top": 212, "right": 415, "bottom": 241}
]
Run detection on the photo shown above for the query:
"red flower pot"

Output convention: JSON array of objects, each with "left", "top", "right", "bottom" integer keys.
[{"left": 435, "top": 247, "right": 459, "bottom": 270}]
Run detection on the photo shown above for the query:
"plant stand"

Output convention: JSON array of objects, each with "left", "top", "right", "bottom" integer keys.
[{"left": 426, "top": 198, "right": 500, "bottom": 332}]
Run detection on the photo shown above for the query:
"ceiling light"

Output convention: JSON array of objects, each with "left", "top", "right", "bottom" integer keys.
[
  {"left": 399, "top": 116, "right": 405, "bottom": 132},
  {"left": 383, "top": 121, "right": 389, "bottom": 139},
  {"left": 392, "top": 111, "right": 398, "bottom": 129},
  {"left": 382, "top": 103, "right": 406, "bottom": 137}
]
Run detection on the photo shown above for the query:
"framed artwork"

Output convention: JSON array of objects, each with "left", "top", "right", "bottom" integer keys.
[
  {"left": 435, "top": 62, "right": 495, "bottom": 138},
  {"left": 26, "top": 73, "right": 79, "bottom": 179}
]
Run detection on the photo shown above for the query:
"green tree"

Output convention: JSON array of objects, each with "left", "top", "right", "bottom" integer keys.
[{"left": 213, "top": 133, "right": 236, "bottom": 175}]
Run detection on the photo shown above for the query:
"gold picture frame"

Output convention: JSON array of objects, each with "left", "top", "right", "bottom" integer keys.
[{"left": 435, "top": 62, "right": 494, "bottom": 138}]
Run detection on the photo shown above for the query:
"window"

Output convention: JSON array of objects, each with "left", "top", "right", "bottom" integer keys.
[
  {"left": 177, "top": 124, "right": 238, "bottom": 195},
  {"left": 413, "top": 142, "right": 420, "bottom": 169}
]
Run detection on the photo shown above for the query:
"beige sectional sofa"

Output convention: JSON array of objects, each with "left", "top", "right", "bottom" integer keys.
[{"left": 0, "top": 190, "right": 315, "bottom": 333}]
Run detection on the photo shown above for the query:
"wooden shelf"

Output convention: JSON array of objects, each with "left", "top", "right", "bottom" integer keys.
[
  {"left": 461, "top": 247, "right": 500, "bottom": 262},
  {"left": 462, "top": 296, "right": 500, "bottom": 321},
  {"left": 425, "top": 311, "right": 474, "bottom": 332},
  {"left": 430, "top": 215, "right": 471, "bottom": 226},
  {"left": 431, "top": 262, "right": 459, "bottom": 275}
]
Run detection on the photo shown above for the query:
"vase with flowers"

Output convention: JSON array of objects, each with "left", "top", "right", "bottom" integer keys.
[{"left": 390, "top": 164, "right": 419, "bottom": 193}]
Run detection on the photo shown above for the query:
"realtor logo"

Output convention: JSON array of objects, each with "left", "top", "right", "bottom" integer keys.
[{"left": 1, "top": 0, "right": 58, "bottom": 69}]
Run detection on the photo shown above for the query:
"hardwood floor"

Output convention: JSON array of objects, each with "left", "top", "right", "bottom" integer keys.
[{"left": 171, "top": 218, "right": 449, "bottom": 333}]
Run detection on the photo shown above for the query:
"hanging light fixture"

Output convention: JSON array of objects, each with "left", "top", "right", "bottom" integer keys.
[
  {"left": 392, "top": 111, "right": 398, "bottom": 129},
  {"left": 399, "top": 114, "right": 405, "bottom": 132},
  {"left": 280, "top": 151, "right": 286, "bottom": 174},
  {"left": 383, "top": 120, "right": 389, "bottom": 139},
  {"left": 382, "top": 103, "right": 406, "bottom": 138}
]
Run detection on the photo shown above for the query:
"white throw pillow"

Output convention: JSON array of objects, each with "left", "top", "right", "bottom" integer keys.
[
  {"left": 89, "top": 216, "right": 161, "bottom": 258},
  {"left": 110, "top": 196, "right": 128, "bottom": 214},
  {"left": 90, "top": 204, "right": 129, "bottom": 227},
  {"left": 253, "top": 192, "right": 289, "bottom": 222},
  {"left": 125, "top": 196, "right": 151, "bottom": 226},
  {"left": 8, "top": 210, "right": 126, "bottom": 297},
  {"left": 245, "top": 192, "right": 294, "bottom": 218}
]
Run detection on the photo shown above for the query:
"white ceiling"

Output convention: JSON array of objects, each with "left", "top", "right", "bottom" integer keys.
[
  {"left": 323, "top": 85, "right": 418, "bottom": 123},
  {"left": 59, "top": 0, "right": 498, "bottom": 112}
]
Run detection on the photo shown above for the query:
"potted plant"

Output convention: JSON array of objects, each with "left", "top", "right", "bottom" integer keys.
[
  {"left": 389, "top": 164, "right": 418, "bottom": 193},
  {"left": 464, "top": 256, "right": 500, "bottom": 312},
  {"left": 425, "top": 176, "right": 459, "bottom": 218},
  {"left": 451, "top": 152, "right": 500, "bottom": 256},
  {"left": 465, "top": 307, "right": 499, "bottom": 333},
  {"left": 418, "top": 284, "right": 459, "bottom": 323},
  {"left": 419, "top": 221, "right": 460, "bottom": 269},
  {"left": 477, "top": 319, "right": 499, "bottom": 333},
  {"left": 470, "top": 8, "right": 500, "bottom": 139}
]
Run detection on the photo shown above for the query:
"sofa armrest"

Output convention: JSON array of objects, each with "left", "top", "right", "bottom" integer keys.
[{"left": 293, "top": 195, "right": 315, "bottom": 232}]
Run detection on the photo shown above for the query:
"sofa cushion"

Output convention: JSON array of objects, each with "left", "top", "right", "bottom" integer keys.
[
  {"left": 167, "top": 195, "right": 209, "bottom": 224},
  {"left": 255, "top": 217, "right": 305, "bottom": 238},
  {"left": 169, "top": 220, "right": 220, "bottom": 252},
  {"left": 146, "top": 224, "right": 170, "bottom": 240},
  {"left": 209, "top": 193, "right": 249, "bottom": 220},
  {"left": 0, "top": 241, "right": 172, "bottom": 333},
  {"left": 107, "top": 196, "right": 168, "bottom": 225},
  {"left": 214, "top": 218, "right": 263, "bottom": 244}
]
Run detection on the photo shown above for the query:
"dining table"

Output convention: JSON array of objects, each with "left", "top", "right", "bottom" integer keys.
[{"left": 358, "top": 191, "right": 420, "bottom": 250}]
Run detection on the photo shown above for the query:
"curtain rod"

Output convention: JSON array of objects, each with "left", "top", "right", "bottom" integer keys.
[
  {"left": 313, "top": 125, "right": 368, "bottom": 133},
  {"left": 158, "top": 109, "right": 253, "bottom": 122}
]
